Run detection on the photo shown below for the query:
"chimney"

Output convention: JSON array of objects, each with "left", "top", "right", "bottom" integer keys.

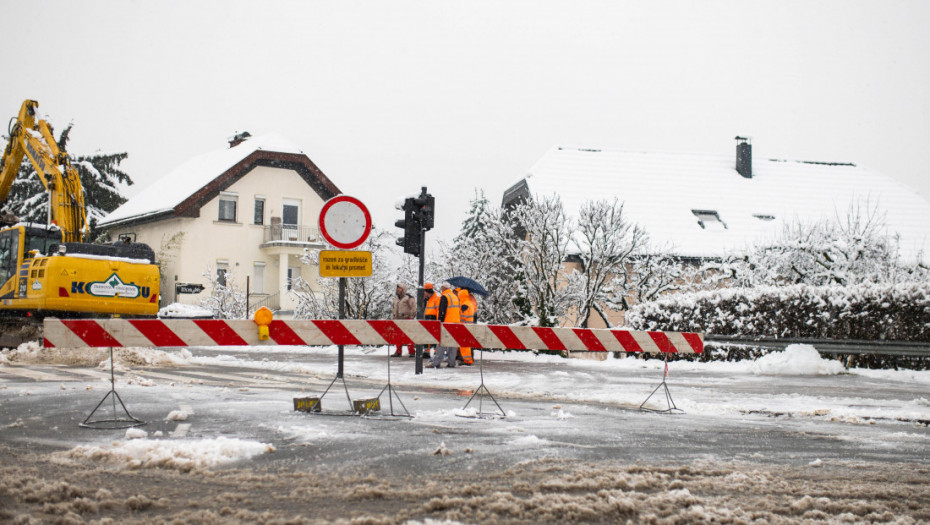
[
  {"left": 735, "top": 136, "right": 752, "bottom": 178},
  {"left": 228, "top": 131, "right": 252, "bottom": 148}
]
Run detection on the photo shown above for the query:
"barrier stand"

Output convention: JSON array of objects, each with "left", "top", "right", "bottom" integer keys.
[
  {"left": 299, "top": 342, "right": 358, "bottom": 416},
  {"left": 80, "top": 347, "right": 145, "bottom": 429},
  {"left": 308, "top": 365, "right": 357, "bottom": 417},
  {"left": 639, "top": 353, "right": 682, "bottom": 414},
  {"left": 460, "top": 349, "right": 506, "bottom": 418},
  {"left": 367, "top": 345, "right": 412, "bottom": 419}
]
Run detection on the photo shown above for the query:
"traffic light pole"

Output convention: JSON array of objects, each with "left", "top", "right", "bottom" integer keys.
[
  {"left": 396, "top": 185, "right": 433, "bottom": 375},
  {"left": 415, "top": 224, "right": 426, "bottom": 374}
]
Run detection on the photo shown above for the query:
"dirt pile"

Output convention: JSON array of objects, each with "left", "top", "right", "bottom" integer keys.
[{"left": 2, "top": 444, "right": 928, "bottom": 524}]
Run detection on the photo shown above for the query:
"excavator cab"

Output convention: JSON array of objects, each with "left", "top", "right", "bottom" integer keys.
[{"left": 0, "top": 227, "right": 17, "bottom": 287}]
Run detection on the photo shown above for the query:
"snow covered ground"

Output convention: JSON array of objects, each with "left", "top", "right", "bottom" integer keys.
[{"left": 1, "top": 342, "right": 929, "bottom": 523}]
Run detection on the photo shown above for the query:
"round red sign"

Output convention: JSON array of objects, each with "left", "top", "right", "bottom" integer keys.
[{"left": 318, "top": 195, "right": 372, "bottom": 249}]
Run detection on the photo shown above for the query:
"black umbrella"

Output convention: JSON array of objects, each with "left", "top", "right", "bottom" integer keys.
[{"left": 446, "top": 276, "right": 489, "bottom": 296}]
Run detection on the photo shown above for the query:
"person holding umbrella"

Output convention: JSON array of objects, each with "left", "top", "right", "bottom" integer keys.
[
  {"left": 457, "top": 287, "right": 477, "bottom": 365},
  {"left": 426, "top": 281, "right": 461, "bottom": 368}
]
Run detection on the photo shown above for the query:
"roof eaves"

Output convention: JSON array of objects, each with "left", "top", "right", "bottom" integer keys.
[
  {"left": 97, "top": 208, "right": 176, "bottom": 229},
  {"left": 173, "top": 150, "right": 342, "bottom": 218}
]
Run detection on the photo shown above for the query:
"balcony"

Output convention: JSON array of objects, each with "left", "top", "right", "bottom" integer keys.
[{"left": 261, "top": 224, "right": 324, "bottom": 248}]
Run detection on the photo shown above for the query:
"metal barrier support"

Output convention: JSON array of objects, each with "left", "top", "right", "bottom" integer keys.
[
  {"left": 639, "top": 353, "right": 682, "bottom": 414},
  {"left": 459, "top": 349, "right": 506, "bottom": 418},
  {"left": 80, "top": 347, "right": 145, "bottom": 429}
]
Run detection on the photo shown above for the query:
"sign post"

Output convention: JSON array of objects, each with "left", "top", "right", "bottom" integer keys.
[
  {"left": 174, "top": 282, "right": 204, "bottom": 303},
  {"left": 316, "top": 196, "right": 373, "bottom": 411}
]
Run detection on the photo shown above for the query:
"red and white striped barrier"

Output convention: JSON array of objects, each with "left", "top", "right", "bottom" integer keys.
[{"left": 43, "top": 318, "right": 703, "bottom": 354}]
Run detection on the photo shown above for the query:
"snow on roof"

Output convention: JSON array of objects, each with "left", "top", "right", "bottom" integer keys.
[
  {"left": 100, "top": 133, "right": 303, "bottom": 226},
  {"left": 510, "top": 145, "right": 930, "bottom": 262}
]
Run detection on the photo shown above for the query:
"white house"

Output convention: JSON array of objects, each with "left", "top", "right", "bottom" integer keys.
[
  {"left": 504, "top": 139, "right": 930, "bottom": 264},
  {"left": 98, "top": 132, "right": 342, "bottom": 313}
]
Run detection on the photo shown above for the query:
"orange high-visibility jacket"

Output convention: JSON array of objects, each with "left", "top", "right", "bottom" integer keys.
[
  {"left": 439, "top": 288, "right": 461, "bottom": 323},
  {"left": 424, "top": 292, "right": 440, "bottom": 320},
  {"left": 459, "top": 291, "right": 477, "bottom": 324}
]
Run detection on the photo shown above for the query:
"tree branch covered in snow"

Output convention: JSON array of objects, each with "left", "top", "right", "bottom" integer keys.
[
  {"left": 507, "top": 195, "right": 577, "bottom": 327},
  {"left": 292, "top": 229, "right": 397, "bottom": 320},
  {"left": 723, "top": 202, "right": 924, "bottom": 288},
  {"left": 572, "top": 198, "right": 648, "bottom": 327},
  {"left": 200, "top": 266, "right": 247, "bottom": 320},
  {"left": 433, "top": 190, "right": 525, "bottom": 325}
]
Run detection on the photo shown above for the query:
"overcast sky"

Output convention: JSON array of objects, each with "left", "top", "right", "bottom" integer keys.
[{"left": 2, "top": 1, "right": 928, "bottom": 245}]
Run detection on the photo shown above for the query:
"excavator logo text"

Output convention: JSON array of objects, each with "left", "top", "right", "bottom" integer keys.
[
  {"left": 71, "top": 273, "right": 150, "bottom": 299},
  {"left": 24, "top": 140, "right": 48, "bottom": 174}
]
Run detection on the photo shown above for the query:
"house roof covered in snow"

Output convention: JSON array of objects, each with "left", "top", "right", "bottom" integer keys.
[
  {"left": 504, "top": 144, "right": 930, "bottom": 263},
  {"left": 99, "top": 133, "right": 340, "bottom": 228}
]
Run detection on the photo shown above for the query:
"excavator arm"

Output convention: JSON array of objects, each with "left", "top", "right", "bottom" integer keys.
[{"left": 0, "top": 100, "right": 87, "bottom": 242}]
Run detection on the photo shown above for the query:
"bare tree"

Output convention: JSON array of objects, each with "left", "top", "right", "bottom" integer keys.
[
  {"left": 507, "top": 195, "right": 576, "bottom": 327},
  {"left": 571, "top": 198, "right": 648, "bottom": 327}
]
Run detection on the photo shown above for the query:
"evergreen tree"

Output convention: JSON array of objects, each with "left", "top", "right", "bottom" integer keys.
[
  {"left": 2, "top": 122, "right": 133, "bottom": 239},
  {"left": 435, "top": 190, "right": 524, "bottom": 325}
]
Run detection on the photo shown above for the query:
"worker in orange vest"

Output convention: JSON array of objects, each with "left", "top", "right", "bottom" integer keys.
[
  {"left": 457, "top": 288, "right": 477, "bottom": 365},
  {"left": 422, "top": 282, "right": 440, "bottom": 359},
  {"left": 426, "top": 281, "right": 460, "bottom": 368}
]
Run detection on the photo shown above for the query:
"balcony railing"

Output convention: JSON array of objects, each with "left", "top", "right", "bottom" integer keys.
[
  {"left": 248, "top": 291, "right": 280, "bottom": 314},
  {"left": 262, "top": 224, "right": 321, "bottom": 244}
]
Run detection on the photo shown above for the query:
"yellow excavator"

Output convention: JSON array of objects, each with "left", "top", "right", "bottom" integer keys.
[{"left": 0, "top": 100, "right": 160, "bottom": 346}]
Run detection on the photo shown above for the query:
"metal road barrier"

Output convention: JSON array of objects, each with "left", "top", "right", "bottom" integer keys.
[
  {"left": 42, "top": 318, "right": 703, "bottom": 354},
  {"left": 705, "top": 335, "right": 930, "bottom": 358}
]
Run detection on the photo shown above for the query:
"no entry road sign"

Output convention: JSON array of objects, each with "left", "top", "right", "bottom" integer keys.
[{"left": 318, "top": 195, "right": 372, "bottom": 250}]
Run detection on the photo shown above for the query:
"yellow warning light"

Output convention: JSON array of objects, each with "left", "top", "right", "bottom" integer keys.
[{"left": 254, "top": 306, "right": 273, "bottom": 341}]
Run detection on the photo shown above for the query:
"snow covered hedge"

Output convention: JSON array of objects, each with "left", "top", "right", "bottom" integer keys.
[{"left": 626, "top": 282, "right": 930, "bottom": 341}]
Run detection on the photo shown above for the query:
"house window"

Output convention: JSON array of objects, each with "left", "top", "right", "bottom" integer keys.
[
  {"left": 252, "top": 262, "right": 265, "bottom": 294},
  {"left": 218, "top": 192, "right": 238, "bottom": 222},
  {"left": 283, "top": 200, "right": 300, "bottom": 226},
  {"left": 217, "top": 261, "right": 229, "bottom": 287},
  {"left": 283, "top": 199, "right": 301, "bottom": 241},
  {"left": 692, "top": 209, "right": 727, "bottom": 230},
  {"left": 254, "top": 197, "right": 265, "bottom": 225}
]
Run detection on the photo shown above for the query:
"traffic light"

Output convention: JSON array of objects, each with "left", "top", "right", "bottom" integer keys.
[
  {"left": 414, "top": 192, "right": 435, "bottom": 231},
  {"left": 395, "top": 197, "right": 422, "bottom": 256}
]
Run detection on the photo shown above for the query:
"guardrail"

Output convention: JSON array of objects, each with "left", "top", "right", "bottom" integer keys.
[{"left": 705, "top": 335, "right": 930, "bottom": 358}]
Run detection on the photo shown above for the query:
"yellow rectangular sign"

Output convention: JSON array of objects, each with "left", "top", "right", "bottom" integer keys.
[{"left": 319, "top": 250, "right": 373, "bottom": 277}]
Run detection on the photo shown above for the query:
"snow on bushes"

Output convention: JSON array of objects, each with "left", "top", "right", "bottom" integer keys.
[{"left": 626, "top": 281, "right": 930, "bottom": 342}]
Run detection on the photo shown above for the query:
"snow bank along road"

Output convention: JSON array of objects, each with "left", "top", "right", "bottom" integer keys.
[{"left": 1, "top": 342, "right": 929, "bottom": 524}]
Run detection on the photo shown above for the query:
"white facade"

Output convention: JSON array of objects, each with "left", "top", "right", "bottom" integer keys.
[{"left": 98, "top": 134, "right": 341, "bottom": 313}]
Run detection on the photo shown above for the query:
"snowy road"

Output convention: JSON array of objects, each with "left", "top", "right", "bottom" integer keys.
[{"left": 1, "top": 343, "right": 929, "bottom": 523}]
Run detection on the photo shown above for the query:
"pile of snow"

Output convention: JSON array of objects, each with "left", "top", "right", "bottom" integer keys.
[
  {"left": 99, "top": 347, "right": 193, "bottom": 369},
  {"left": 1, "top": 341, "right": 107, "bottom": 367},
  {"left": 158, "top": 303, "right": 214, "bottom": 319},
  {"left": 58, "top": 436, "right": 275, "bottom": 472},
  {"left": 749, "top": 344, "right": 847, "bottom": 376}
]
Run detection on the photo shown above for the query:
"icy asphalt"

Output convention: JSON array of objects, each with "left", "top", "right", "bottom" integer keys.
[{"left": 1, "top": 344, "right": 928, "bottom": 476}]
